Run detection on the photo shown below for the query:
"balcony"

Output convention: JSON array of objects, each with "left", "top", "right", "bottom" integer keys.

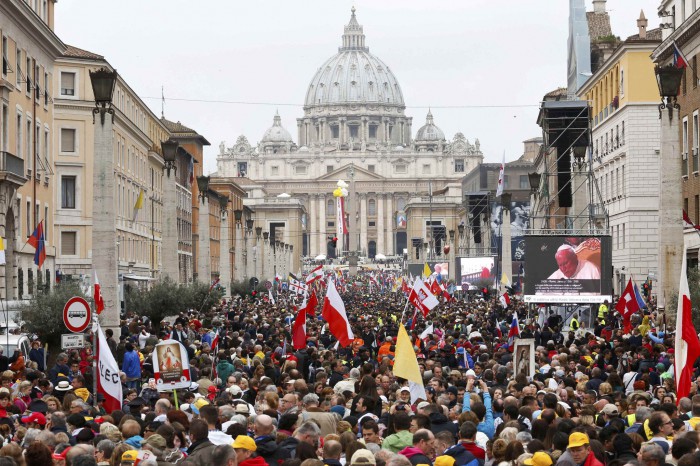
[{"left": 0, "top": 152, "right": 28, "bottom": 188}]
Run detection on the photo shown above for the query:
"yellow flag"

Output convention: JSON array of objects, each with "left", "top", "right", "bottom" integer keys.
[
  {"left": 393, "top": 324, "right": 426, "bottom": 402},
  {"left": 423, "top": 263, "right": 431, "bottom": 279},
  {"left": 0, "top": 237, "right": 5, "bottom": 265},
  {"left": 501, "top": 271, "right": 510, "bottom": 286},
  {"left": 132, "top": 189, "right": 145, "bottom": 223}
]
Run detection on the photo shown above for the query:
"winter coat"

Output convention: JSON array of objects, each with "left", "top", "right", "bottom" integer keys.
[
  {"left": 255, "top": 435, "right": 290, "bottom": 466},
  {"left": 428, "top": 412, "right": 458, "bottom": 439},
  {"left": 240, "top": 457, "right": 269, "bottom": 466},
  {"left": 122, "top": 350, "right": 141, "bottom": 379},
  {"left": 398, "top": 446, "right": 433, "bottom": 466},
  {"left": 182, "top": 439, "right": 216, "bottom": 466},
  {"left": 381, "top": 430, "right": 413, "bottom": 453},
  {"left": 216, "top": 360, "right": 235, "bottom": 383},
  {"left": 443, "top": 444, "right": 479, "bottom": 466}
]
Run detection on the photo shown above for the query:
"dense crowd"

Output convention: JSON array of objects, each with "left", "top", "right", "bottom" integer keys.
[{"left": 0, "top": 284, "right": 697, "bottom": 466}]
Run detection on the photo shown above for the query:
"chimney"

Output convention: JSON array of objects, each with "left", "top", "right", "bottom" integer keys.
[
  {"left": 637, "top": 10, "right": 648, "bottom": 39},
  {"left": 592, "top": 0, "right": 606, "bottom": 14}
]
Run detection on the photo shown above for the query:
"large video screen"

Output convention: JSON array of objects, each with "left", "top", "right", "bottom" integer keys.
[
  {"left": 458, "top": 257, "right": 495, "bottom": 286},
  {"left": 524, "top": 236, "right": 612, "bottom": 303},
  {"left": 490, "top": 200, "right": 530, "bottom": 261}
]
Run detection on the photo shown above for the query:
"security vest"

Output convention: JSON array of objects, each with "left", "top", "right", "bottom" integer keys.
[
  {"left": 570, "top": 317, "right": 579, "bottom": 332},
  {"left": 598, "top": 304, "right": 608, "bottom": 319}
]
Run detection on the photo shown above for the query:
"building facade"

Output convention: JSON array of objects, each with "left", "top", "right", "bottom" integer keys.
[
  {"left": 577, "top": 19, "right": 662, "bottom": 295},
  {"left": 214, "top": 9, "right": 484, "bottom": 271},
  {"left": 1, "top": 0, "right": 63, "bottom": 299}
]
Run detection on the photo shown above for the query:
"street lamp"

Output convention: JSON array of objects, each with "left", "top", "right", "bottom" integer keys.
[
  {"left": 528, "top": 172, "right": 541, "bottom": 195},
  {"left": 457, "top": 223, "right": 465, "bottom": 238},
  {"left": 196, "top": 175, "right": 210, "bottom": 202},
  {"left": 234, "top": 209, "right": 243, "bottom": 224},
  {"left": 449, "top": 229, "right": 455, "bottom": 242},
  {"left": 218, "top": 195, "right": 229, "bottom": 217},
  {"left": 246, "top": 219, "right": 254, "bottom": 232},
  {"left": 255, "top": 227, "right": 262, "bottom": 239},
  {"left": 263, "top": 232, "right": 269, "bottom": 241},
  {"left": 161, "top": 139, "right": 179, "bottom": 177},
  {"left": 89, "top": 68, "right": 117, "bottom": 124},
  {"left": 655, "top": 64, "right": 684, "bottom": 119}
]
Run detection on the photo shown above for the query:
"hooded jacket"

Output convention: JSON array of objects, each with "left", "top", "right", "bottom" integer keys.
[
  {"left": 255, "top": 435, "right": 290, "bottom": 466},
  {"left": 443, "top": 443, "right": 479, "bottom": 466},
  {"left": 216, "top": 359, "right": 235, "bottom": 383},
  {"left": 428, "top": 412, "right": 458, "bottom": 438},
  {"left": 398, "top": 446, "right": 433, "bottom": 466}
]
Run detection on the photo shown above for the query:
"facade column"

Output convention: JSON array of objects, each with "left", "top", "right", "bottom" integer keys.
[
  {"left": 219, "top": 214, "right": 231, "bottom": 297},
  {"left": 255, "top": 231, "right": 263, "bottom": 281},
  {"left": 245, "top": 229, "right": 254, "bottom": 282},
  {"left": 339, "top": 118, "right": 346, "bottom": 145},
  {"left": 161, "top": 174, "right": 179, "bottom": 282},
  {"left": 657, "top": 105, "right": 683, "bottom": 319},
  {"left": 234, "top": 222, "right": 243, "bottom": 283},
  {"left": 262, "top": 234, "right": 269, "bottom": 281},
  {"left": 93, "top": 113, "right": 119, "bottom": 331},
  {"left": 501, "top": 195, "right": 512, "bottom": 295},
  {"left": 309, "top": 195, "right": 318, "bottom": 256},
  {"left": 385, "top": 195, "right": 394, "bottom": 255},
  {"left": 360, "top": 195, "right": 368, "bottom": 256},
  {"left": 197, "top": 199, "right": 211, "bottom": 283},
  {"left": 319, "top": 194, "right": 326, "bottom": 256},
  {"left": 377, "top": 194, "right": 385, "bottom": 255}
]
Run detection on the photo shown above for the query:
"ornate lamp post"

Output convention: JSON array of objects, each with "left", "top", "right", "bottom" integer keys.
[
  {"left": 90, "top": 67, "right": 119, "bottom": 331},
  {"left": 655, "top": 63, "right": 685, "bottom": 317}
]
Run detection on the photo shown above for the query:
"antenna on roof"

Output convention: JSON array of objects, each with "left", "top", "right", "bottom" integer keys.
[{"left": 161, "top": 85, "right": 165, "bottom": 118}]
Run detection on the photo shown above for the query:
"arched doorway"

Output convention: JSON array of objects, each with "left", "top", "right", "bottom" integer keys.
[
  {"left": 368, "top": 241, "right": 376, "bottom": 259},
  {"left": 4, "top": 207, "right": 15, "bottom": 299},
  {"left": 327, "top": 239, "right": 336, "bottom": 259},
  {"left": 395, "top": 232, "right": 407, "bottom": 255}
]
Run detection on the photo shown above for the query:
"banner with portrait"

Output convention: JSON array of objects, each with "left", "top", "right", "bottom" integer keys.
[
  {"left": 490, "top": 200, "right": 530, "bottom": 262},
  {"left": 513, "top": 338, "right": 535, "bottom": 379},
  {"left": 524, "top": 236, "right": 612, "bottom": 303},
  {"left": 152, "top": 340, "right": 191, "bottom": 391}
]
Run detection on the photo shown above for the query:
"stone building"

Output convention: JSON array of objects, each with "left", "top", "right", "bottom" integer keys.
[{"left": 214, "top": 8, "right": 484, "bottom": 271}]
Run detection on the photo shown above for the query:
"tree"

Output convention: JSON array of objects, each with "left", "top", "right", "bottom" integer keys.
[{"left": 20, "top": 282, "right": 88, "bottom": 348}]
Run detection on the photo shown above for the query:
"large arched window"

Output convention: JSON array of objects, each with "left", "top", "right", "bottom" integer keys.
[
  {"left": 397, "top": 197, "right": 407, "bottom": 211},
  {"left": 326, "top": 199, "right": 335, "bottom": 216},
  {"left": 368, "top": 199, "right": 376, "bottom": 216}
]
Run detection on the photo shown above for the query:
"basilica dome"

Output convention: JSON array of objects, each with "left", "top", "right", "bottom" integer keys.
[
  {"left": 304, "top": 8, "right": 404, "bottom": 108},
  {"left": 415, "top": 111, "right": 445, "bottom": 141},
  {"left": 261, "top": 113, "right": 293, "bottom": 143}
]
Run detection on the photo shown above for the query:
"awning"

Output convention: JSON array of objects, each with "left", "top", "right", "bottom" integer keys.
[{"left": 122, "top": 274, "right": 155, "bottom": 282}]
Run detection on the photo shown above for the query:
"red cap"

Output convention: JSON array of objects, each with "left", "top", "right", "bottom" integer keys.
[
  {"left": 22, "top": 412, "right": 47, "bottom": 426},
  {"left": 208, "top": 385, "right": 217, "bottom": 393},
  {"left": 668, "top": 348, "right": 675, "bottom": 354}
]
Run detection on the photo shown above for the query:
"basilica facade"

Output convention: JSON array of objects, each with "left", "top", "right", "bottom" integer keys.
[{"left": 215, "top": 8, "right": 484, "bottom": 263}]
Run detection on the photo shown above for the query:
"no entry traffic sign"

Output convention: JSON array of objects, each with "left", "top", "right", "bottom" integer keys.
[{"left": 63, "top": 296, "right": 91, "bottom": 333}]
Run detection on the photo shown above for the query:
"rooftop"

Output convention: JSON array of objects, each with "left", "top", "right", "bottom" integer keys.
[{"left": 63, "top": 45, "right": 103, "bottom": 60}]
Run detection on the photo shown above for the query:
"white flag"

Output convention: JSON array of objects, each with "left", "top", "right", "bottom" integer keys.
[{"left": 94, "top": 321, "right": 122, "bottom": 413}]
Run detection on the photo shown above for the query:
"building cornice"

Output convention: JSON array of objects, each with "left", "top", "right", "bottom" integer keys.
[
  {"left": 652, "top": 8, "right": 700, "bottom": 62},
  {"left": 578, "top": 41, "right": 660, "bottom": 95},
  {"left": 2, "top": 0, "right": 65, "bottom": 59}
]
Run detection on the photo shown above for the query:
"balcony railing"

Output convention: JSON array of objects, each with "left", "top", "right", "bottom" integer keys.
[{"left": 0, "top": 151, "right": 26, "bottom": 180}]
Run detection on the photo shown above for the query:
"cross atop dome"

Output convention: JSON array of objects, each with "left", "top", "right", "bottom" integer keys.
[{"left": 340, "top": 6, "right": 368, "bottom": 52}]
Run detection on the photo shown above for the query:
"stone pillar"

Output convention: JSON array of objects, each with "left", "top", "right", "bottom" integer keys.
[
  {"left": 161, "top": 174, "right": 179, "bottom": 282},
  {"left": 234, "top": 222, "right": 243, "bottom": 283},
  {"left": 319, "top": 194, "right": 326, "bottom": 256},
  {"left": 360, "top": 195, "right": 368, "bottom": 256},
  {"left": 219, "top": 214, "right": 231, "bottom": 297},
  {"left": 245, "top": 230, "right": 254, "bottom": 281},
  {"left": 197, "top": 199, "right": 211, "bottom": 284},
  {"left": 657, "top": 104, "right": 683, "bottom": 320},
  {"left": 255, "top": 233, "right": 263, "bottom": 281},
  {"left": 571, "top": 162, "right": 588, "bottom": 231},
  {"left": 501, "top": 196, "right": 512, "bottom": 295},
  {"left": 93, "top": 114, "right": 119, "bottom": 331},
  {"left": 309, "top": 195, "right": 318, "bottom": 256},
  {"left": 377, "top": 194, "right": 385, "bottom": 255},
  {"left": 386, "top": 195, "right": 394, "bottom": 255}
]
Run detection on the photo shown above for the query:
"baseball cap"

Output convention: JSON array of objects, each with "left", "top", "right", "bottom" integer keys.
[
  {"left": 600, "top": 404, "right": 619, "bottom": 416},
  {"left": 434, "top": 456, "right": 455, "bottom": 466},
  {"left": 567, "top": 432, "right": 590, "bottom": 449},
  {"left": 399, "top": 387, "right": 410, "bottom": 393},
  {"left": 21, "top": 412, "right": 47, "bottom": 425},
  {"left": 524, "top": 452, "right": 553, "bottom": 466},
  {"left": 121, "top": 450, "right": 139, "bottom": 463},
  {"left": 350, "top": 449, "right": 376, "bottom": 466},
  {"left": 232, "top": 435, "right": 257, "bottom": 451},
  {"left": 142, "top": 434, "right": 167, "bottom": 449},
  {"left": 465, "top": 369, "right": 476, "bottom": 378},
  {"left": 228, "top": 385, "right": 243, "bottom": 397},
  {"left": 191, "top": 398, "right": 210, "bottom": 415},
  {"left": 235, "top": 403, "right": 250, "bottom": 415},
  {"left": 417, "top": 401, "right": 431, "bottom": 410}
]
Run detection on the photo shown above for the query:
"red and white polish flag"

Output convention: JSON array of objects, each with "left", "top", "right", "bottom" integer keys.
[
  {"left": 94, "top": 321, "right": 122, "bottom": 413},
  {"left": 675, "top": 249, "right": 700, "bottom": 403},
  {"left": 322, "top": 278, "right": 354, "bottom": 347}
]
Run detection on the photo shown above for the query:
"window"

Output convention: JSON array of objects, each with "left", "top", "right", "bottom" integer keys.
[
  {"left": 2, "top": 36, "right": 8, "bottom": 75},
  {"left": 369, "top": 221, "right": 376, "bottom": 227},
  {"left": 327, "top": 221, "right": 334, "bottom": 227},
  {"left": 397, "top": 197, "right": 406, "bottom": 211},
  {"left": 454, "top": 159, "right": 465, "bottom": 173},
  {"left": 367, "top": 165, "right": 375, "bottom": 173},
  {"left": 422, "top": 164, "right": 431, "bottom": 174},
  {"left": 696, "top": 195, "right": 700, "bottom": 224},
  {"left": 369, "top": 125, "right": 377, "bottom": 139},
  {"left": 368, "top": 199, "right": 376, "bottom": 216},
  {"left": 694, "top": 111, "right": 699, "bottom": 172},
  {"left": 1, "top": 105, "right": 7, "bottom": 151},
  {"left": 294, "top": 165, "right": 307, "bottom": 175},
  {"left": 16, "top": 49, "right": 21, "bottom": 86},
  {"left": 270, "top": 166, "right": 279, "bottom": 176},
  {"left": 327, "top": 165, "right": 334, "bottom": 174},
  {"left": 395, "top": 164, "right": 407, "bottom": 174},
  {"left": 16, "top": 114, "right": 22, "bottom": 158},
  {"left": 621, "top": 165, "right": 625, "bottom": 195},
  {"left": 683, "top": 117, "right": 689, "bottom": 177},
  {"left": 61, "top": 128, "right": 76, "bottom": 153},
  {"left": 237, "top": 162, "right": 247, "bottom": 177},
  {"left": 61, "top": 176, "right": 76, "bottom": 209},
  {"left": 349, "top": 125, "right": 359, "bottom": 138},
  {"left": 60, "top": 72, "right": 75, "bottom": 96},
  {"left": 26, "top": 200, "right": 30, "bottom": 237},
  {"left": 61, "top": 231, "right": 77, "bottom": 255},
  {"left": 326, "top": 199, "right": 334, "bottom": 216},
  {"left": 331, "top": 125, "right": 339, "bottom": 139},
  {"left": 44, "top": 206, "right": 48, "bottom": 243}
]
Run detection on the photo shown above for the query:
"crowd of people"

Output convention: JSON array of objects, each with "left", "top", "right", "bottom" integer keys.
[{"left": 0, "top": 280, "right": 697, "bottom": 466}]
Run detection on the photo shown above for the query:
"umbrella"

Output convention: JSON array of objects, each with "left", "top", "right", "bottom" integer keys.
[
  {"left": 375, "top": 253, "right": 387, "bottom": 260},
  {"left": 277, "top": 193, "right": 291, "bottom": 198},
  {"left": 314, "top": 254, "right": 326, "bottom": 261}
]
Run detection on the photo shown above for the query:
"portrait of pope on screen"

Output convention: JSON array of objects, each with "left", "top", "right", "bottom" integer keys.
[{"left": 547, "top": 245, "right": 600, "bottom": 280}]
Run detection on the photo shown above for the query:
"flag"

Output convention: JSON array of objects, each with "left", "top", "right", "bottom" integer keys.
[
  {"left": 496, "top": 151, "right": 505, "bottom": 197},
  {"left": 27, "top": 221, "right": 46, "bottom": 268},
  {"left": 501, "top": 271, "right": 510, "bottom": 286},
  {"left": 419, "top": 324, "right": 434, "bottom": 340},
  {"left": 93, "top": 270, "right": 105, "bottom": 315},
  {"left": 188, "top": 156, "right": 195, "bottom": 185},
  {"left": 209, "top": 277, "right": 220, "bottom": 292},
  {"left": 508, "top": 314, "right": 520, "bottom": 341},
  {"left": 132, "top": 189, "right": 145, "bottom": 223},
  {"left": 423, "top": 263, "right": 431, "bottom": 279},
  {"left": 211, "top": 330, "right": 220, "bottom": 351},
  {"left": 429, "top": 278, "right": 441, "bottom": 297},
  {"left": 304, "top": 290, "right": 318, "bottom": 317},
  {"left": 408, "top": 278, "right": 439, "bottom": 317},
  {"left": 615, "top": 279, "right": 643, "bottom": 333},
  {"left": 94, "top": 321, "right": 122, "bottom": 413},
  {"left": 321, "top": 278, "right": 354, "bottom": 347},
  {"left": 676, "top": 250, "right": 700, "bottom": 403},
  {"left": 683, "top": 210, "right": 700, "bottom": 230},
  {"left": 633, "top": 282, "right": 647, "bottom": 310},
  {"left": 0, "top": 237, "right": 5, "bottom": 265},
  {"left": 306, "top": 265, "right": 324, "bottom": 284},
  {"left": 500, "top": 293, "right": 511, "bottom": 308},
  {"left": 268, "top": 289, "right": 275, "bottom": 305},
  {"left": 393, "top": 324, "right": 427, "bottom": 404},
  {"left": 674, "top": 40, "right": 689, "bottom": 69},
  {"left": 292, "top": 308, "right": 307, "bottom": 350}
]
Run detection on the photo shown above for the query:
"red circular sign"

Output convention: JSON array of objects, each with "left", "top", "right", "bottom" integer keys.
[{"left": 63, "top": 296, "right": 92, "bottom": 333}]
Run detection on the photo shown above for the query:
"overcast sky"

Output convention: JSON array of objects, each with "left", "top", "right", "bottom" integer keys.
[{"left": 55, "top": 0, "right": 660, "bottom": 174}]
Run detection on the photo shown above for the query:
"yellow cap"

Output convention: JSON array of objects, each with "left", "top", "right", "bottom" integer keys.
[
  {"left": 232, "top": 435, "right": 257, "bottom": 451},
  {"left": 567, "top": 432, "right": 590, "bottom": 449},
  {"left": 524, "top": 452, "right": 553, "bottom": 466},
  {"left": 121, "top": 450, "right": 138, "bottom": 462}
]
